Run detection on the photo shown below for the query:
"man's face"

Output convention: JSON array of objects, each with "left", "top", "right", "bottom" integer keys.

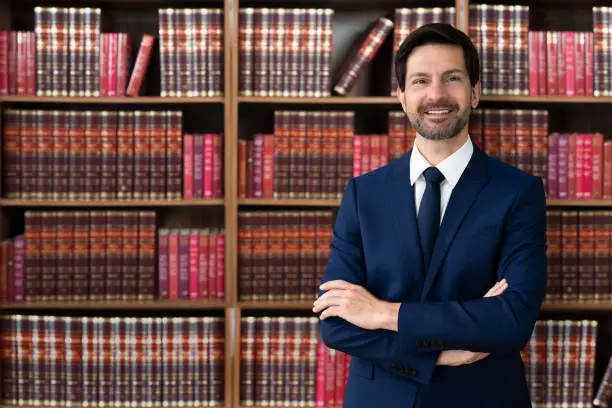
[{"left": 398, "top": 43, "right": 480, "bottom": 141}]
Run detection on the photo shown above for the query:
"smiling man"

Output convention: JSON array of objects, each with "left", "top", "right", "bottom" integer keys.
[{"left": 312, "top": 23, "right": 547, "bottom": 408}]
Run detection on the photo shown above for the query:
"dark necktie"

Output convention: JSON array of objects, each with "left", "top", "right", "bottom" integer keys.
[{"left": 418, "top": 167, "right": 445, "bottom": 273}]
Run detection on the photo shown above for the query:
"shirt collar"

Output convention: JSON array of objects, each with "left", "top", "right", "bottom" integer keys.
[{"left": 410, "top": 136, "right": 474, "bottom": 190}]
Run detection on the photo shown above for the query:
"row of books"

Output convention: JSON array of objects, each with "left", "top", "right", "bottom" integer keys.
[
  {"left": 1, "top": 211, "right": 156, "bottom": 303},
  {"left": 237, "top": 109, "right": 549, "bottom": 200},
  {"left": 522, "top": 320, "right": 598, "bottom": 407},
  {"left": 0, "top": 314, "right": 225, "bottom": 407},
  {"left": 548, "top": 133, "right": 609, "bottom": 200},
  {"left": 238, "top": 211, "right": 332, "bottom": 301},
  {"left": 238, "top": 317, "right": 602, "bottom": 408},
  {"left": 98, "top": 33, "right": 154, "bottom": 97},
  {"left": 158, "top": 8, "right": 224, "bottom": 97},
  {"left": 239, "top": 110, "right": 354, "bottom": 200},
  {"left": 2, "top": 109, "right": 187, "bottom": 201},
  {"left": 468, "top": 5, "right": 529, "bottom": 96},
  {"left": 238, "top": 8, "right": 333, "bottom": 98},
  {"left": 547, "top": 210, "right": 612, "bottom": 302},
  {"left": 239, "top": 316, "right": 349, "bottom": 407},
  {"left": 158, "top": 228, "right": 225, "bottom": 301},
  {"left": 529, "top": 31, "right": 594, "bottom": 97},
  {"left": 183, "top": 134, "right": 224, "bottom": 199}
]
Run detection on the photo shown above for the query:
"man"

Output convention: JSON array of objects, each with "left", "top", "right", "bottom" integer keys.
[{"left": 312, "top": 23, "right": 547, "bottom": 407}]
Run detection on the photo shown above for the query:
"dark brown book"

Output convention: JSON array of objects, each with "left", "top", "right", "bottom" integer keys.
[
  {"left": 117, "top": 111, "right": 135, "bottom": 200},
  {"left": 138, "top": 211, "right": 156, "bottom": 300},
  {"left": 89, "top": 211, "right": 107, "bottom": 300},
  {"left": 106, "top": 211, "right": 123, "bottom": 301}
]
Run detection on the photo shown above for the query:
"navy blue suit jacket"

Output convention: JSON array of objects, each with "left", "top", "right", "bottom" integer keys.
[{"left": 319, "top": 145, "right": 547, "bottom": 408}]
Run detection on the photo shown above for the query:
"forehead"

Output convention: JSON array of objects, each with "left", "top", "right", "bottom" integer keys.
[{"left": 406, "top": 43, "right": 466, "bottom": 74}]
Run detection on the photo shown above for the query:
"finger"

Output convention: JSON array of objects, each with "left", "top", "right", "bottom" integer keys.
[
  {"left": 313, "top": 289, "right": 349, "bottom": 306},
  {"left": 483, "top": 281, "right": 503, "bottom": 297},
  {"left": 319, "top": 306, "right": 341, "bottom": 320},
  {"left": 489, "top": 282, "right": 507, "bottom": 297},
  {"left": 320, "top": 280, "right": 352, "bottom": 291},
  {"left": 313, "top": 294, "right": 346, "bottom": 313}
]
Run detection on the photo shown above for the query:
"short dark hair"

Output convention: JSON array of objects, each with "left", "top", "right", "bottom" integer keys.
[{"left": 394, "top": 23, "right": 480, "bottom": 91}]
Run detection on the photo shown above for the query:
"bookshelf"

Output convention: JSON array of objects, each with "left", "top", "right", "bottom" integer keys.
[{"left": 0, "top": 0, "right": 610, "bottom": 406}]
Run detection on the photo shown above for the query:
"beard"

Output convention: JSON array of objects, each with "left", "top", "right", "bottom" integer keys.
[{"left": 407, "top": 100, "right": 470, "bottom": 141}]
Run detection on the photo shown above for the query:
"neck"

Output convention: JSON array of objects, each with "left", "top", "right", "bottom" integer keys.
[{"left": 415, "top": 131, "right": 469, "bottom": 166}]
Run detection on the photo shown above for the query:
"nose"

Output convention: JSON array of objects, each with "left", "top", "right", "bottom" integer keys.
[{"left": 427, "top": 79, "right": 445, "bottom": 101}]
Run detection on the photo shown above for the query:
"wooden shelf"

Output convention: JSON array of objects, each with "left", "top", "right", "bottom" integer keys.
[
  {"left": 541, "top": 301, "right": 612, "bottom": 312},
  {"left": 239, "top": 301, "right": 314, "bottom": 310},
  {"left": 238, "top": 198, "right": 341, "bottom": 207},
  {"left": 546, "top": 199, "right": 612, "bottom": 207},
  {"left": 238, "top": 301, "right": 612, "bottom": 312},
  {"left": 480, "top": 95, "right": 612, "bottom": 103},
  {"left": 0, "top": 96, "right": 224, "bottom": 104},
  {"left": 239, "top": 199, "right": 612, "bottom": 208},
  {"left": 238, "top": 96, "right": 398, "bottom": 104},
  {"left": 239, "top": 95, "right": 612, "bottom": 104},
  {"left": 0, "top": 199, "right": 225, "bottom": 207},
  {"left": 0, "top": 299, "right": 227, "bottom": 310}
]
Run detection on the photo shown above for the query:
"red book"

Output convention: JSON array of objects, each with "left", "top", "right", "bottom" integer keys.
[
  {"left": 0, "top": 31, "right": 7, "bottom": 95},
  {"left": 263, "top": 134, "right": 274, "bottom": 198},
  {"left": 126, "top": 34, "right": 155, "bottom": 97},
  {"left": 16, "top": 31, "right": 27, "bottom": 95},
  {"left": 204, "top": 134, "right": 214, "bottom": 198},
  {"left": 216, "top": 231, "right": 225, "bottom": 299},
  {"left": 537, "top": 31, "right": 547, "bottom": 95},
  {"left": 585, "top": 32, "right": 594, "bottom": 96},
  {"left": 353, "top": 135, "right": 362, "bottom": 177},
  {"left": 564, "top": 32, "right": 576, "bottom": 97},
  {"left": 528, "top": 31, "right": 539, "bottom": 95},
  {"left": 575, "top": 32, "right": 586, "bottom": 96},
  {"left": 207, "top": 231, "right": 217, "bottom": 298},
  {"left": 158, "top": 229, "right": 169, "bottom": 299},
  {"left": 238, "top": 140, "right": 248, "bottom": 198},
  {"left": 99, "top": 34, "right": 108, "bottom": 96},
  {"left": 604, "top": 142, "right": 612, "bottom": 199},
  {"left": 575, "top": 134, "right": 584, "bottom": 199},
  {"left": 26, "top": 32, "right": 35, "bottom": 95},
  {"left": 213, "top": 134, "right": 223, "bottom": 198},
  {"left": 557, "top": 31, "right": 566, "bottom": 95},
  {"left": 116, "top": 33, "right": 130, "bottom": 96},
  {"left": 107, "top": 33, "right": 118, "bottom": 96},
  {"left": 183, "top": 134, "right": 194, "bottom": 199},
  {"left": 591, "top": 133, "right": 604, "bottom": 199},
  {"left": 583, "top": 134, "right": 593, "bottom": 199},
  {"left": 168, "top": 230, "right": 179, "bottom": 299},
  {"left": 199, "top": 230, "right": 210, "bottom": 298},
  {"left": 546, "top": 32, "right": 558, "bottom": 95},
  {"left": 7, "top": 31, "right": 16, "bottom": 95},
  {"left": 316, "top": 343, "right": 326, "bottom": 408},
  {"left": 189, "top": 230, "right": 200, "bottom": 299}
]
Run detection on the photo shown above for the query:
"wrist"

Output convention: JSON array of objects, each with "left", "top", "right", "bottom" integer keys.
[{"left": 381, "top": 302, "right": 401, "bottom": 331}]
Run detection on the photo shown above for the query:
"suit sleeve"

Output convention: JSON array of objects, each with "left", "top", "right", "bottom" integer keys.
[
  {"left": 396, "top": 176, "right": 547, "bottom": 354},
  {"left": 319, "top": 178, "right": 440, "bottom": 385}
]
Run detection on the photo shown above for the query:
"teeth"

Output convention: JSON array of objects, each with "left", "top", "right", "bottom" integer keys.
[{"left": 427, "top": 110, "right": 450, "bottom": 114}]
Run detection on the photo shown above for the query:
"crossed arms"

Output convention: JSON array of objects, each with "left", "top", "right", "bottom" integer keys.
[{"left": 312, "top": 177, "right": 547, "bottom": 384}]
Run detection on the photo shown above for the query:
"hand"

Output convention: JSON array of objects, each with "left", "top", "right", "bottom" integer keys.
[
  {"left": 436, "top": 278, "right": 508, "bottom": 366},
  {"left": 313, "top": 280, "right": 398, "bottom": 331}
]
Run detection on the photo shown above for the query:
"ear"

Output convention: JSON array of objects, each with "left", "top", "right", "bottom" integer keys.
[
  {"left": 397, "top": 87, "right": 407, "bottom": 113},
  {"left": 471, "top": 80, "right": 481, "bottom": 109}
]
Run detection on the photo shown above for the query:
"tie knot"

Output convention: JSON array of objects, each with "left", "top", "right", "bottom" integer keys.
[{"left": 423, "top": 167, "right": 444, "bottom": 184}]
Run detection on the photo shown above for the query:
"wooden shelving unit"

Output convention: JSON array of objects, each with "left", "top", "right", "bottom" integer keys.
[{"left": 0, "top": 0, "right": 611, "bottom": 407}]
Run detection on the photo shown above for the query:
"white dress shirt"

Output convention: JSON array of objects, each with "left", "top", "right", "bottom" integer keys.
[{"left": 410, "top": 136, "right": 474, "bottom": 223}]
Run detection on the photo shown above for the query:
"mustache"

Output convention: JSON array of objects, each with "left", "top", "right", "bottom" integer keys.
[{"left": 419, "top": 102, "right": 459, "bottom": 113}]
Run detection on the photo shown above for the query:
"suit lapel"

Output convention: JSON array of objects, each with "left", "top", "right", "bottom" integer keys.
[
  {"left": 388, "top": 150, "right": 425, "bottom": 280},
  {"left": 420, "top": 146, "right": 491, "bottom": 301}
]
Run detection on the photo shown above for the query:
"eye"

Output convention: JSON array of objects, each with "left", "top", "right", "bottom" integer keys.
[
  {"left": 412, "top": 79, "right": 426, "bottom": 85},
  {"left": 448, "top": 76, "right": 461, "bottom": 82}
]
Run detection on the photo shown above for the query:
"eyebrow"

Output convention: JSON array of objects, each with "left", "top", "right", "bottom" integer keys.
[{"left": 408, "top": 69, "right": 467, "bottom": 78}]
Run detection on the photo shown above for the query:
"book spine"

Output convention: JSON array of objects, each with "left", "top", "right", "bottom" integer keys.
[
  {"left": 138, "top": 211, "right": 156, "bottom": 300},
  {"left": 189, "top": 230, "right": 200, "bottom": 299},
  {"left": 334, "top": 17, "right": 394, "bottom": 96},
  {"left": 193, "top": 134, "right": 204, "bottom": 198},
  {"left": 106, "top": 212, "right": 123, "bottom": 301},
  {"left": 126, "top": 34, "right": 155, "bottom": 97},
  {"left": 116, "top": 32, "right": 130, "bottom": 96},
  {"left": 107, "top": 32, "right": 118, "bottom": 96}
]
